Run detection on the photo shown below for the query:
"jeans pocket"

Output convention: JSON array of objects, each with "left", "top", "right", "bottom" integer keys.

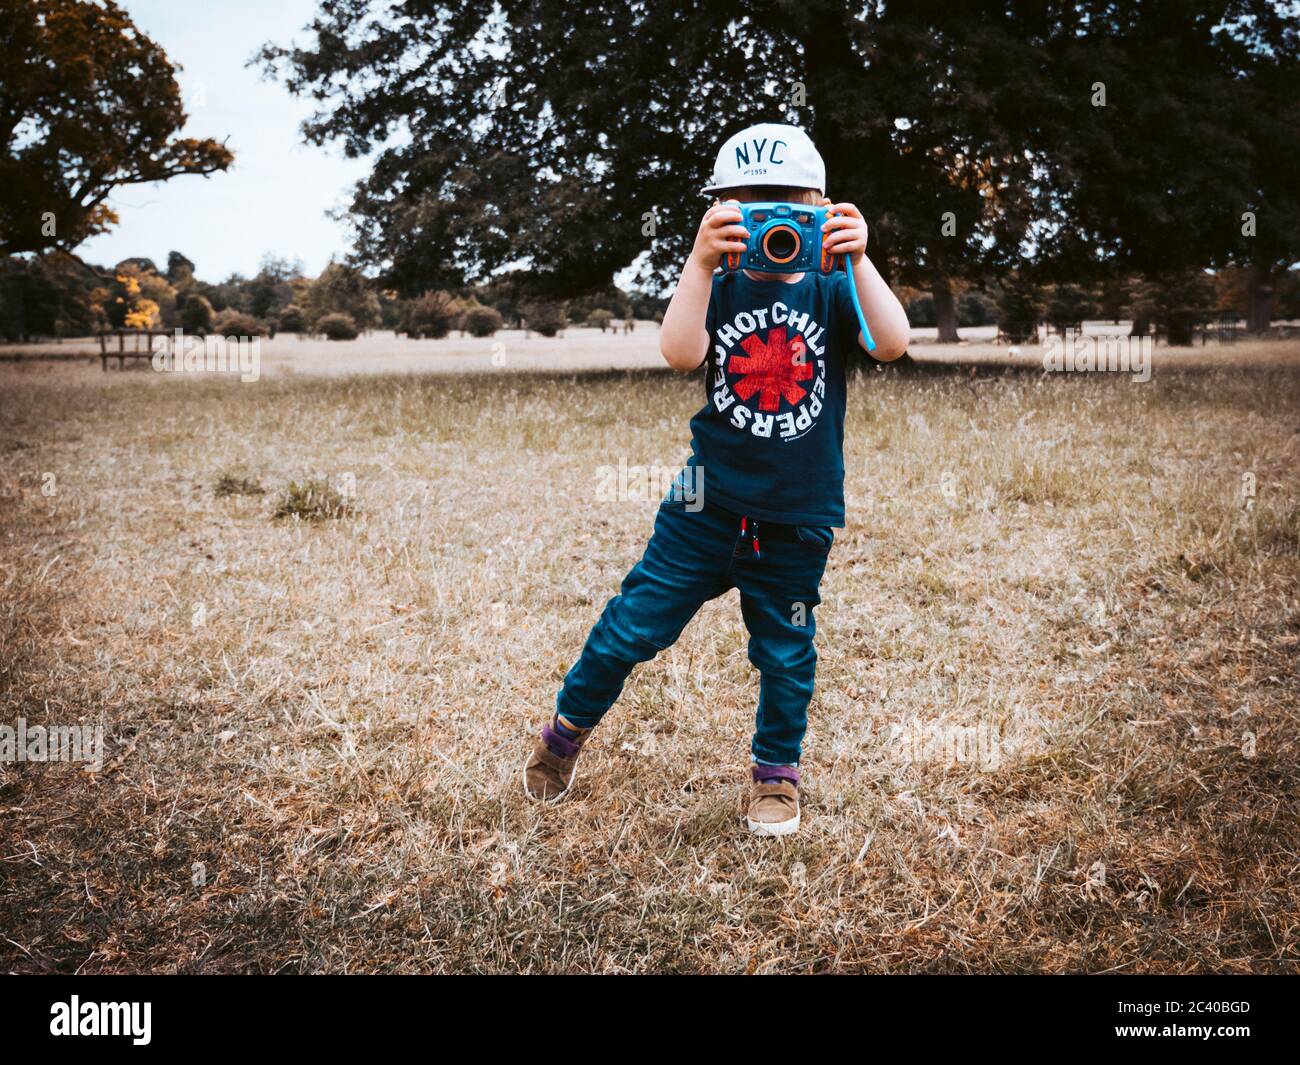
[{"left": 794, "top": 524, "right": 834, "bottom": 556}]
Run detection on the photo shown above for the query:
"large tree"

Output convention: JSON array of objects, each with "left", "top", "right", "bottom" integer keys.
[
  {"left": 1030, "top": 0, "right": 1299, "bottom": 334},
  {"left": 261, "top": 1, "right": 758, "bottom": 298},
  {"left": 260, "top": 0, "right": 1048, "bottom": 337},
  {"left": 826, "top": 4, "right": 1052, "bottom": 341},
  {"left": 0, "top": 0, "right": 233, "bottom": 256},
  {"left": 1218, "top": 0, "right": 1300, "bottom": 332},
  {"left": 262, "top": 0, "right": 1296, "bottom": 338}
]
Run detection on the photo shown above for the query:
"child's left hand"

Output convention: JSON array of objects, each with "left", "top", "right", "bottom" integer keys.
[{"left": 819, "top": 199, "right": 868, "bottom": 264}]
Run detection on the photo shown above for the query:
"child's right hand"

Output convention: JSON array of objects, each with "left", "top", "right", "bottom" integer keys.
[{"left": 688, "top": 200, "right": 749, "bottom": 272}]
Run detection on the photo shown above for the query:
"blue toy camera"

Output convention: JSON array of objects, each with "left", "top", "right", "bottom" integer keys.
[
  {"left": 723, "top": 201, "right": 838, "bottom": 275},
  {"left": 721, "top": 200, "right": 876, "bottom": 350}
]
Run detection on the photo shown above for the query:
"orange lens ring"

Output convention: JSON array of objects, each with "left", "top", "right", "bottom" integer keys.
[{"left": 762, "top": 223, "right": 801, "bottom": 264}]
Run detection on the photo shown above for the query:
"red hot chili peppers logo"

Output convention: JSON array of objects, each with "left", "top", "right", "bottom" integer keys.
[{"left": 710, "top": 300, "right": 828, "bottom": 440}]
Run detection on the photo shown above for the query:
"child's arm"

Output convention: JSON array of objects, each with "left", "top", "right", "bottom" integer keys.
[
  {"left": 659, "top": 202, "right": 748, "bottom": 371},
  {"left": 822, "top": 201, "right": 911, "bottom": 362}
]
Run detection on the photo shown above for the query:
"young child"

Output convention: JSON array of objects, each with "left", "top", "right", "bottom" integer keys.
[{"left": 523, "top": 123, "right": 910, "bottom": 834}]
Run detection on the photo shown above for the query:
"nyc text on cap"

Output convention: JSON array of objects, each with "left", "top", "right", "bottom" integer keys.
[{"left": 702, "top": 124, "right": 826, "bottom": 194}]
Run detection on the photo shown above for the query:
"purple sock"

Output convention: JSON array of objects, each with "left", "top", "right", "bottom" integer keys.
[
  {"left": 753, "top": 762, "right": 799, "bottom": 785},
  {"left": 553, "top": 715, "right": 584, "bottom": 742}
]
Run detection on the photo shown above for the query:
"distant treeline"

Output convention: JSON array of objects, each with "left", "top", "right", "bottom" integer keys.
[
  {"left": 3, "top": 250, "right": 1297, "bottom": 346},
  {"left": 0, "top": 251, "right": 670, "bottom": 343},
  {"left": 898, "top": 271, "right": 1300, "bottom": 342}
]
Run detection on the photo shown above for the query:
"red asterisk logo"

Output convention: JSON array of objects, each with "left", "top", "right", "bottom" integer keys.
[{"left": 729, "top": 326, "right": 813, "bottom": 412}]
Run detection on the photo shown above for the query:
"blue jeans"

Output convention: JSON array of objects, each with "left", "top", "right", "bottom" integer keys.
[{"left": 555, "top": 495, "right": 833, "bottom": 765}]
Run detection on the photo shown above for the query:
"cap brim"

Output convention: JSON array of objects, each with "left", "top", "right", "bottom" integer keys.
[{"left": 700, "top": 182, "right": 824, "bottom": 196}]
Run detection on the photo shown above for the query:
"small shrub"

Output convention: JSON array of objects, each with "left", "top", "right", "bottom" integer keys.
[
  {"left": 272, "top": 478, "right": 353, "bottom": 521},
  {"left": 463, "top": 304, "right": 504, "bottom": 337},
  {"left": 402, "top": 291, "right": 456, "bottom": 339},
  {"left": 276, "top": 304, "right": 307, "bottom": 333},
  {"left": 449, "top": 297, "right": 474, "bottom": 335},
  {"left": 213, "top": 470, "right": 265, "bottom": 498},
  {"left": 318, "top": 313, "right": 360, "bottom": 341},
  {"left": 212, "top": 308, "right": 268, "bottom": 337},
  {"left": 524, "top": 300, "right": 568, "bottom": 337},
  {"left": 587, "top": 309, "right": 613, "bottom": 332}
]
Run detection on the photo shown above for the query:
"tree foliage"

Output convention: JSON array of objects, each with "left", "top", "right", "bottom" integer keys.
[
  {"left": 0, "top": 0, "right": 233, "bottom": 256},
  {"left": 257, "top": 0, "right": 1046, "bottom": 314},
  {"left": 261, "top": 0, "right": 1300, "bottom": 335},
  {"left": 0, "top": 252, "right": 98, "bottom": 339},
  {"left": 178, "top": 292, "right": 215, "bottom": 333},
  {"left": 304, "top": 261, "right": 380, "bottom": 330}
]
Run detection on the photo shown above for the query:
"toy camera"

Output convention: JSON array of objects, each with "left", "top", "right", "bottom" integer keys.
[
  {"left": 720, "top": 200, "right": 876, "bottom": 351},
  {"left": 723, "top": 202, "right": 838, "bottom": 275}
]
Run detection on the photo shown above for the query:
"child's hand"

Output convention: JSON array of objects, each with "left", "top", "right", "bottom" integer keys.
[
  {"left": 820, "top": 199, "right": 868, "bottom": 264},
  {"left": 688, "top": 200, "right": 749, "bottom": 272}
]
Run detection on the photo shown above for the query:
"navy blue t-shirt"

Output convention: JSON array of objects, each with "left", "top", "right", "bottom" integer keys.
[{"left": 686, "top": 269, "right": 862, "bottom": 526}]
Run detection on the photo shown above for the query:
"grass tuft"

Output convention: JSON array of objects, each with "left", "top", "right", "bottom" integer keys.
[
  {"left": 213, "top": 469, "right": 266, "bottom": 498},
  {"left": 272, "top": 477, "right": 353, "bottom": 521}
]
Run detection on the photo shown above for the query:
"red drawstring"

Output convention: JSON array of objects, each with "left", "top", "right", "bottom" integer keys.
[{"left": 740, "top": 516, "right": 760, "bottom": 558}]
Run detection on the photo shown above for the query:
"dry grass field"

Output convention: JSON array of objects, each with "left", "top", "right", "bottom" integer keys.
[
  {"left": 8, "top": 321, "right": 1300, "bottom": 377},
  {"left": 2, "top": 338, "right": 1298, "bottom": 973}
]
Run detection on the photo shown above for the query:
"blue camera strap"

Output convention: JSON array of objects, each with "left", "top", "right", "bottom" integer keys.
[{"left": 842, "top": 258, "right": 877, "bottom": 353}]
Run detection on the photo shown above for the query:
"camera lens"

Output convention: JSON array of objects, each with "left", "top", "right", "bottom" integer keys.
[{"left": 764, "top": 225, "right": 799, "bottom": 263}]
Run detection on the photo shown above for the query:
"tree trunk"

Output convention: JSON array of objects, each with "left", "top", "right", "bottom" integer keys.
[
  {"left": 1167, "top": 316, "right": 1195, "bottom": 346},
  {"left": 1130, "top": 315, "right": 1149, "bottom": 338},
  {"left": 932, "top": 275, "right": 960, "bottom": 343},
  {"left": 1246, "top": 260, "right": 1276, "bottom": 334}
]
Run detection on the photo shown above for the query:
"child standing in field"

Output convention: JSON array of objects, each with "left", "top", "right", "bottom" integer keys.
[{"left": 523, "top": 123, "right": 910, "bottom": 834}]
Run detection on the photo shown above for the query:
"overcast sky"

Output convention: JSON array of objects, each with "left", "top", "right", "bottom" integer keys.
[{"left": 79, "top": 0, "right": 371, "bottom": 281}]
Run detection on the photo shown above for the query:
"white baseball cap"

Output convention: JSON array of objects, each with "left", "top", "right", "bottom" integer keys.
[{"left": 702, "top": 123, "right": 825, "bottom": 195}]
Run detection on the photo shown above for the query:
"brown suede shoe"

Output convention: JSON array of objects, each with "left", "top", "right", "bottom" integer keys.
[
  {"left": 746, "top": 765, "right": 801, "bottom": 836},
  {"left": 522, "top": 717, "right": 590, "bottom": 802}
]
